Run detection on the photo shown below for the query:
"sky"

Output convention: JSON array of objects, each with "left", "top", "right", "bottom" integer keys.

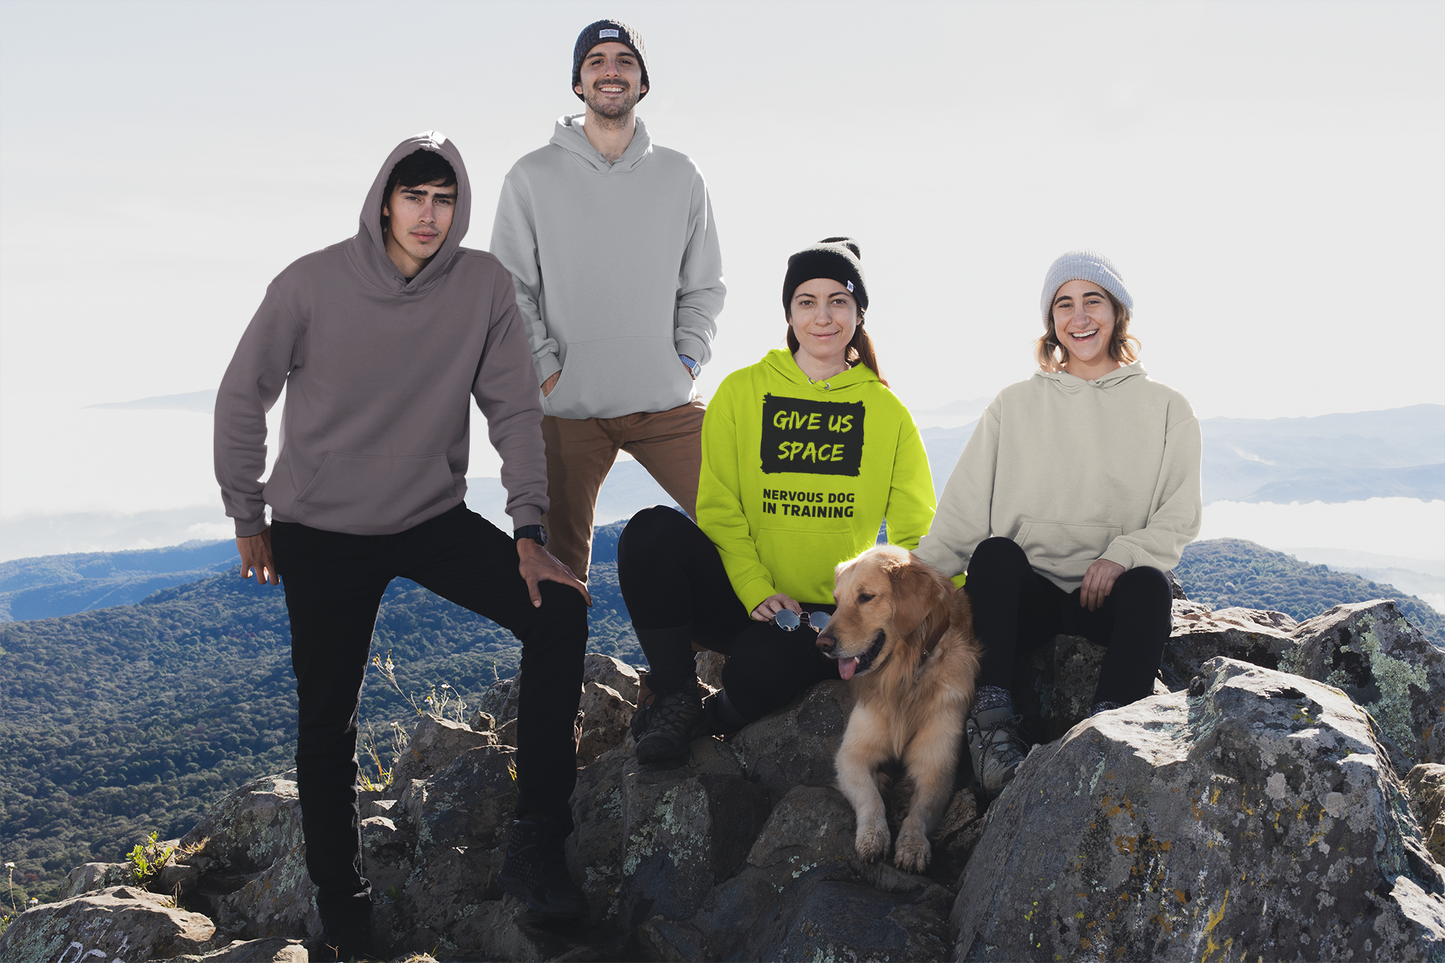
[{"left": 0, "top": 1, "right": 1442, "bottom": 543}]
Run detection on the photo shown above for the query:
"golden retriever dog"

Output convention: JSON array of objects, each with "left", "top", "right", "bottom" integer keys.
[{"left": 816, "top": 545, "right": 981, "bottom": 872}]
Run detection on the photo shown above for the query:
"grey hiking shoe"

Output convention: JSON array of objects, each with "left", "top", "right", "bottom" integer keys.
[
  {"left": 966, "top": 705, "right": 1030, "bottom": 798},
  {"left": 633, "top": 686, "right": 703, "bottom": 764}
]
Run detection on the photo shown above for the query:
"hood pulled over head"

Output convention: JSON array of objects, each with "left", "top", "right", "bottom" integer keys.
[{"left": 355, "top": 131, "right": 471, "bottom": 294}]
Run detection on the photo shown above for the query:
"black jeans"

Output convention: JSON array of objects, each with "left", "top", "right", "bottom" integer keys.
[
  {"left": 616, "top": 506, "right": 836, "bottom": 720},
  {"left": 269, "top": 504, "right": 588, "bottom": 922},
  {"left": 965, "top": 536, "right": 1171, "bottom": 706}
]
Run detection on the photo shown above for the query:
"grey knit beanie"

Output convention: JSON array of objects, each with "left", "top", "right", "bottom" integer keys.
[
  {"left": 1040, "top": 251, "right": 1133, "bottom": 324},
  {"left": 572, "top": 19, "right": 649, "bottom": 101}
]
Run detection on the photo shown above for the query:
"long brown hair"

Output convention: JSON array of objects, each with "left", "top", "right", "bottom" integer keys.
[
  {"left": 1033, "top": 289, "right": 1140, "bottom": 372},
  {"left": 786, "top": 309, "right": 887, "bottom": 387}
]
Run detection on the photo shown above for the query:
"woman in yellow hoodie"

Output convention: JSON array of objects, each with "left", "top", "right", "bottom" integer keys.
[
  {"left": 914, "top": 251, "right": 1203, "bottom": 799},
  {"left": 618, "top": 238, "right": 936, "bottom": 765}
]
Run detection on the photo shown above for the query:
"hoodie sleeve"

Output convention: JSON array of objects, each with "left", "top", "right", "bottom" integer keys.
[
  {"left": 884, "top": 408, "right": 936, "bottom": 552},
  {"left": 472, "top": 265, "right": 549, "bottom": 528},
  {"left": 696, "top": 379, "right": 778, "bottom": 612},
  {"left": 213, "top": 277, "right": 302, "bottom": 538},
  {"left": 914, "top": 399, "right": 1000, "bottom": 580},
  {"left": 489, "top": 171, "right": 560, "bottom": 386},
  {"left": 1099, "top": 398, "right": 1203, "bottom": 573},
  {"left": 672, "top": 171, "right": 725, "bottom": 367}
]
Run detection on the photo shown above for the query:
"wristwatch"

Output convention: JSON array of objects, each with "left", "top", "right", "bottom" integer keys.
[
  {"left": 514, "top": 524, "right": 548, "bottom": 546},
  {"left": 679, "top": 354, "right": 702, "bottom": 379}
]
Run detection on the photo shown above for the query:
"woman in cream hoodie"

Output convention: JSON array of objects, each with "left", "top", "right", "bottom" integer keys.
[{"left": 914, "top": 251, "right": 1202, "bottom": 798}]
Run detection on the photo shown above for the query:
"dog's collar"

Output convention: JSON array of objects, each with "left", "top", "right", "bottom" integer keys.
[{"left": 920, "top": 618, "right": 948, "bottom": 663}]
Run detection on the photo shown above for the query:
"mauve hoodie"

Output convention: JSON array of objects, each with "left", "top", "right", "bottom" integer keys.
[{"left": 214, "top": 131, "right": 547, "bottom": 538}]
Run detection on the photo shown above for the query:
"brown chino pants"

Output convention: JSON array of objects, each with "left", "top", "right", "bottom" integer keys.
[{"left": 541, "top": 398, "right": 706, "bottom": 581}]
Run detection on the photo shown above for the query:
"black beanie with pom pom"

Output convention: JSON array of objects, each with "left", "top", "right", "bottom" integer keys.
[{"left": 781, "top": 237, "right": 868, "bottom": 314}]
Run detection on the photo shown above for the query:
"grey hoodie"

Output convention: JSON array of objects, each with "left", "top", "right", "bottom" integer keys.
[
  {"left": 915, "top": 362, "right": 1202, "bottom": 591},
  {"left": 214, "top": 132, "right": 547, "bottom": 537},
  {"left": 490, "top": 114, "right": 725, "bottom": 420}
]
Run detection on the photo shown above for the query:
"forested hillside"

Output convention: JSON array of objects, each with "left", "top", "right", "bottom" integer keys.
[
  {"left": 1176, "top": 537, "right": 1444, "bottom": 641},
  {"left": 0, "top": 522, "right": 636, "bottom": 906}
]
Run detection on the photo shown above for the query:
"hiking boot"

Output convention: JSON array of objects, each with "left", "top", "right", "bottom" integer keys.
[
  {"left": 966, "top": 705, "right": 1030, "bottom": 799},
  {"left": 311, "top": 898, "right": 373, "bottom": 961},
  {"left": 633, "top": 686, "right": 704, "bottom": 764},
  {"left": 497, "top": 816, "right": 588, "bottom": 917}
]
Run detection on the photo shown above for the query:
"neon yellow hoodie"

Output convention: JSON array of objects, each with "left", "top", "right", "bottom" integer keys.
[{"left": 698, "top": 348, "right": 936, "bottom": 611}]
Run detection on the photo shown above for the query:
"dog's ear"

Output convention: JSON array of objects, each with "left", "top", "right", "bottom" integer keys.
[{"left": 885, "top": 553, "right": 950, "bottom": 637}]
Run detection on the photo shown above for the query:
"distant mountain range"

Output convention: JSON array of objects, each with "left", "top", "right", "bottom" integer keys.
[
  {"left": 1198, "top": 404, "right": 1443, "bottom": 503},
  {"left": 2, "top": 403, "right": 1439, "bottom": 563}
]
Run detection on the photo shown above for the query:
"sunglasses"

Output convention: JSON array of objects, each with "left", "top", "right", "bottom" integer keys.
[{"left": 773, "top": 609, "right": 832, "bottom": 632}]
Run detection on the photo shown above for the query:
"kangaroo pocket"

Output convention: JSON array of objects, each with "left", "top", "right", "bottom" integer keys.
[
  {"left": 543, "top": 337, "right": 693, "bottom": 420},
  {"left": 1013, "top": 519, "right": 1122, "bottom": 581},
  {"left": 754, "top": 527, "right": 864, "bottom": 604},
  {"left": 288, "top": 451, "right": 458, "bottom": 534}
]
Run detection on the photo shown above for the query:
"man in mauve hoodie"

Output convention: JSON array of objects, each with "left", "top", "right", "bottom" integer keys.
[
  {"left": 491, "top": 18, "right": 726, "bottom": 582},
  {"left": 214, "top": 132, "right": 594, "bottom": 953}
]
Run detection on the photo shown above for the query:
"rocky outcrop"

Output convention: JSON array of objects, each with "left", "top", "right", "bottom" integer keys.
[
  {"left": 1409, "top": 764, "right": 1445, "bottom": 868},
  {"left": 0, "top": 886, "right": 216, "bottom": 963},
  {"left": 1282, "top": 600, "right": 1445, "bottom": 767},
  {"left": 952, "top": 658, "right": 1445, "bottom": 961},
  {"left": 1168, "top": 598, "right": 1444, "bottom": 769},
  {"left": 11, "top": 601, "right": 1445, "bottom": 962}
]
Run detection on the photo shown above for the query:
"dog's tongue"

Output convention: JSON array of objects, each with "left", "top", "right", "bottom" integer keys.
[{"left": 838, "top": 657, "right": 858, "bottom": 681}]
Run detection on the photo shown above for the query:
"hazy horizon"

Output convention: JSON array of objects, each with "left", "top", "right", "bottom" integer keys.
[{"left": 2, "top": 1, "right": 1441, "bottom": 562}]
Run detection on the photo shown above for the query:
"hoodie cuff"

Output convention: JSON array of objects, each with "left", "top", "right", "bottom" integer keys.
[
  {"left": 509, "top": 506, "right": 544, "bottom": 529},
  {"left": 535, "top": 353, "right": 562, "bottom": 386},
  {"left": 675, "top": 337, "right": 709, "bottom": 368},
  {"left": 1100, "top": 544, "right": 1137, "bottom": 571},
  {"left": 234, "top": 515, "right": 269, "bottom": 538},
  {"left": 739, "top": 579, "right": 780, "bottom": 617}
]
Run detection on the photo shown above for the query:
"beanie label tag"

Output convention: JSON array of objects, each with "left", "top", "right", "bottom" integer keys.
[
  {"left": 846, "top": 281, "right": 854, "bottom": 292},
  {"left": 599, "top": 28, "right": 620, "bottom": 37}
]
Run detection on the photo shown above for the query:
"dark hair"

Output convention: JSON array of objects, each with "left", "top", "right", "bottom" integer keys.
[
  {"left": 383, "top": 149, "right": 457, "bottom": 202},
  {"left": 785, "top": 308, "right": 887, "bottom": 388},
  {"left": 1034, "top": 288, "right": 1140, "bottom": 372}
]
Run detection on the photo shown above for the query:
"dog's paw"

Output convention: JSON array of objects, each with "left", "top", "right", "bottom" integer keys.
[
  {"left": 854, "top": 823, "right": 891, "bottom": 863},
  {"left": 893, "top": 830, "right": 931, "bottom": 873}
]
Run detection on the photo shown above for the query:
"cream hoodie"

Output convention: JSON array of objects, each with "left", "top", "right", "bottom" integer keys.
[{"left": 915, "top": 363, "right": 1202, "bottom": 591}]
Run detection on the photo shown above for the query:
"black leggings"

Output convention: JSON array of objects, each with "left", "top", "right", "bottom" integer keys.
[
  {"left": 616, "top": 506, "right": 837, "bottom": 721},
  {"left": 270, "top": 504, "right": 588, "bottom": 920},
  {"left": 965, "top": 536, "right": 1171, "bottom": 706}
]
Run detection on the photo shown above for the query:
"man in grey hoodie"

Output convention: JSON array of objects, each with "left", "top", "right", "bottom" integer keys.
[
  {"left": 490, "top": 18, "right": 726, "bottom": 581},
  {"left": 215, "top": 132, "right": 594, "bottom": 953}
]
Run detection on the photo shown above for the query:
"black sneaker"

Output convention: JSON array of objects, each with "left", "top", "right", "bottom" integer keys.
[
  {"left": 310, "top": 901, "right": 373, "bottom": 961},
  {"left": 497, "top": 816, "right": 588, "bottom": 917},
  {"left": 633, "top": 686, "right": 703, "bottom": 764}
]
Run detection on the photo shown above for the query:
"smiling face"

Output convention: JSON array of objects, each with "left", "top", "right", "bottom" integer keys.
[
  {"left": 788, "top": 278, "right": 859, "bottom": 379},
  {"left": 381, "top": 179, "right": 456, "bottom": 277},
  {"left": 574, "top": 41, "right": 646, "bottom": 119},
  {"left": 1050, "top": 278, "right": 1120, "bottom": 380}
]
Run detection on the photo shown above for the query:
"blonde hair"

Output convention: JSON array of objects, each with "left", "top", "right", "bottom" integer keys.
[{"left": 1034, "top": 288, "right": 1140, "bottom": 372}]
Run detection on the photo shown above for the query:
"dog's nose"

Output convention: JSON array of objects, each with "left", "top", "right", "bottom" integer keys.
[{"left": 815, "top": 632, "right": 835, "bottom": 654}]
